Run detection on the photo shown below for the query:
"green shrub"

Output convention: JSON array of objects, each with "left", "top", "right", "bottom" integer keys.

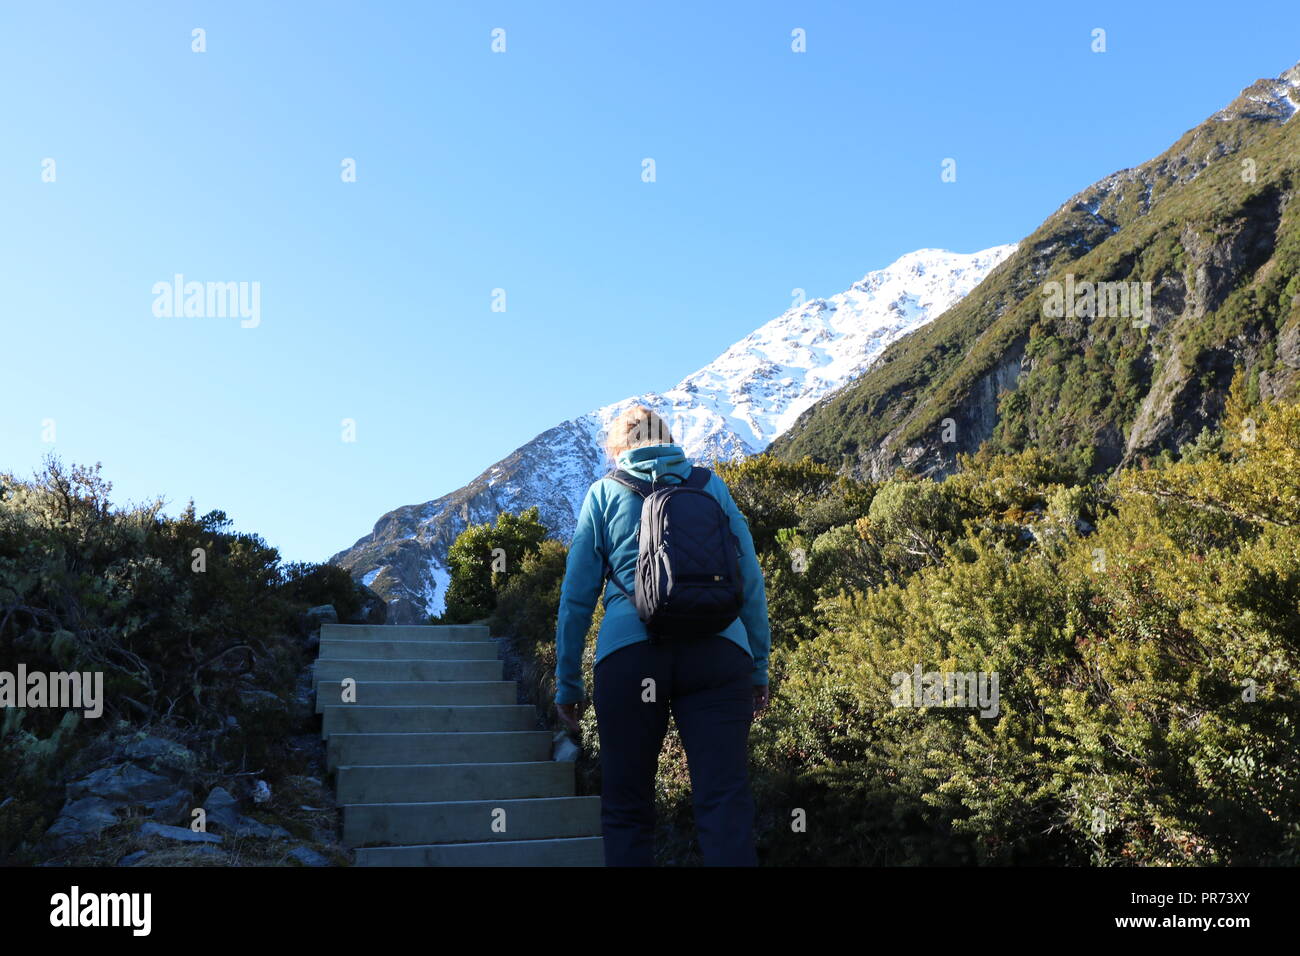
[
  {"left": 489, "top": 538, "right": 567, "bottom": 646},
  {"left": 438, "top": 507, "right": 548, "bottom": 623},
  {"left": 469, "top": 400, "right": 1300, "bottom": 865},
  {"left": 0, "top": 454, "right": 370, "bottom": 863}
]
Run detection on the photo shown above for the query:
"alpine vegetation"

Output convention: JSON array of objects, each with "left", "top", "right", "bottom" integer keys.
[
  {"left": 773, "top": 60, "right": 1300, "bottom": 481},
  {"left": 485, "top": 391, "right": 1300, "bottom": 865},
  {"left": 0, "top": 455, "right": 371, "bottom": 866}
]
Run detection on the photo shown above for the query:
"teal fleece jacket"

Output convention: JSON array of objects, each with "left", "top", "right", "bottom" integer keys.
[{"left": 554, "top": 442, "right": 771, "bottom": 706}]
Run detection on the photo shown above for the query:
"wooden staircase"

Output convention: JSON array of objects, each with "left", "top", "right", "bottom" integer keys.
[{"left": 315, "top": 623, "right": 603, "bottom": 865}]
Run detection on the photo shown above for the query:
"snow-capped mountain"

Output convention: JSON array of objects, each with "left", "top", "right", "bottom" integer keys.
[{"left": 331, "top": 244, "right": 1016, "bottom": 622}]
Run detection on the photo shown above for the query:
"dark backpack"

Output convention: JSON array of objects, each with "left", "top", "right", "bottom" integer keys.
[{"left": 600, "top": 466, "right": 744, "bottom": 641}]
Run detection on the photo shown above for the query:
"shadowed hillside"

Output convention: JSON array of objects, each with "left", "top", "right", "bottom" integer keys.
[{"left": 771, "top": 62, "right": 1300, "bottom": 480}]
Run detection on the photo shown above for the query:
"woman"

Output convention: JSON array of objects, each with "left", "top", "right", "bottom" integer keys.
[{"left": 553, "top": 405, "right": 771, "bottom": 866}]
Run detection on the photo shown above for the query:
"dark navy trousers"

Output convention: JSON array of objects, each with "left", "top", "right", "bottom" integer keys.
[{"left": 592, "top": 634, "right": 758, "bottom": 867}]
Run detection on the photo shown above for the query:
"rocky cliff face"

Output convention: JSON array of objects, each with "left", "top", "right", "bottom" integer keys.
[
  {"left": 330, "top": 247, "right": 1015, "bottom": 622},
  {"left": 772, "top": 61, "right": 1300, "bottom": 480}
]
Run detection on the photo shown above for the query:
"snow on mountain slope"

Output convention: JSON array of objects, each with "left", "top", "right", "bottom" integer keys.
[
  {"left": 1213, "top": 62, "right": 1300, "bottom": 122},
  {"left": 331, "top": 244, "right": 1016, "bottom": 622}
]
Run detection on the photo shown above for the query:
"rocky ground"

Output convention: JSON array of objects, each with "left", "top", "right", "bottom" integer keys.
[{"left": 29, "top": 604, "right": 372, "bottom": 867}]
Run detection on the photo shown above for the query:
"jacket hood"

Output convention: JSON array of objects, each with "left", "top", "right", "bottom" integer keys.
[{"left": 615, "top": 442, "right": 693, "bottom": 484}]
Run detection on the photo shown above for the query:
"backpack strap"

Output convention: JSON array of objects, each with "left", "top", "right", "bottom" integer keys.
[
  {"left": 604, "top": 469, "right": 654, "bottom": 497},
  {"left": 599, "top": 465, "right": 701, "bottom": 609},
  {"left": 599, "top": 553, "right": 635, "bottom": 609},
  {"left": 605, "top": 466, "right": 703, "bottom": 496},
  {"left": 684, "top": 466, "right": 712, "bottom": 489},
  {"left": 605, "top": 468, "right": 688, "bottom": 496}
]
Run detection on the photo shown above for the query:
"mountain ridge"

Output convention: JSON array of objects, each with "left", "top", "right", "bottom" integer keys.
[
  {"left": 331, "top": 245, "right": 1014, "bottom": 621},
  {"left": 772, "top": 60, "right": 1300, "bottom": 479}
]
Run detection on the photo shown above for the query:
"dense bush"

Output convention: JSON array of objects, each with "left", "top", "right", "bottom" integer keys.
[
  {"left": 490, "top": 538, "right": 567, "bottom": 646},
  {"left": 0, "top": 455, "right": 372, "bottom": 863},
  {"left": 476, "top": 395, "right": 1300, "bottom": 865},
  {"left": 280, "top": 562, "right": 364, "bottom": 623},
  {"left": 762, "top": 399, "right": 1299, "bottom": 864},
  {"left": 435, "top": 507, "right": 547, "bottom": 624}
]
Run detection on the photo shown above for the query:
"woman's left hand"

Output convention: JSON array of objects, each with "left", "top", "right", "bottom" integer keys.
[{"left": 556, "top": 701, "right": 582, "bottom": 735}]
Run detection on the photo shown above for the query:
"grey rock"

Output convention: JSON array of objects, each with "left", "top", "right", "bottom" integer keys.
[
  {"left": 287, "top": 845, "right": 330, "bottom": 867},
  {"left": 352, "top": 586, "right": 388, "bottom": 625},
  {"left": 43, "top": 797, "right": 120, "bottom": 851},
  {"left": 68, "top": 763, "right": 175, "bottom": 804},
  {"left": 117, "top": 850, "right": 148, "bottom": 867},
  {"left": 139, "top": 821, "right": 222, "bottom": 844},
  {"left": 306, "top": 604, "right": 339, "bottom": 626},
  {"left": 1279, "top": 317, "right": 1300, "bottom": 370},
  {"left": 237, "top": 688, "right": 284, "bottom": 711},
  {"left": 119, "top": 735, "right": 197, "bottom": 776},
  {"left": 250, "top": 780, "right": 272, "bottom": 805},
  {"left": 203, "top": 787, "right": 241, "bottom": 833},
  {"left": 145, "top": 789, "right": 193, "bottom": 826},
  {"left": 234, "top": 816, "right": 291, "bottom": 840}
]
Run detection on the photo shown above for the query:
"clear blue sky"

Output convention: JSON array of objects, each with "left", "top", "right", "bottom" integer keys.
[{"left": 2, "top": 1, "right": 1297, "bottom": 563}]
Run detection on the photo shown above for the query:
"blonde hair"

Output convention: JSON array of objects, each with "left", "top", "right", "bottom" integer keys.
[{"left": 605, "top": 405, "right": 674, "bottom": 462}]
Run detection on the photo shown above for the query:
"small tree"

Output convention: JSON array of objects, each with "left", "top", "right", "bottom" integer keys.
[{"left": 439, "top": 507, "right": 549, "bottom": 623}]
